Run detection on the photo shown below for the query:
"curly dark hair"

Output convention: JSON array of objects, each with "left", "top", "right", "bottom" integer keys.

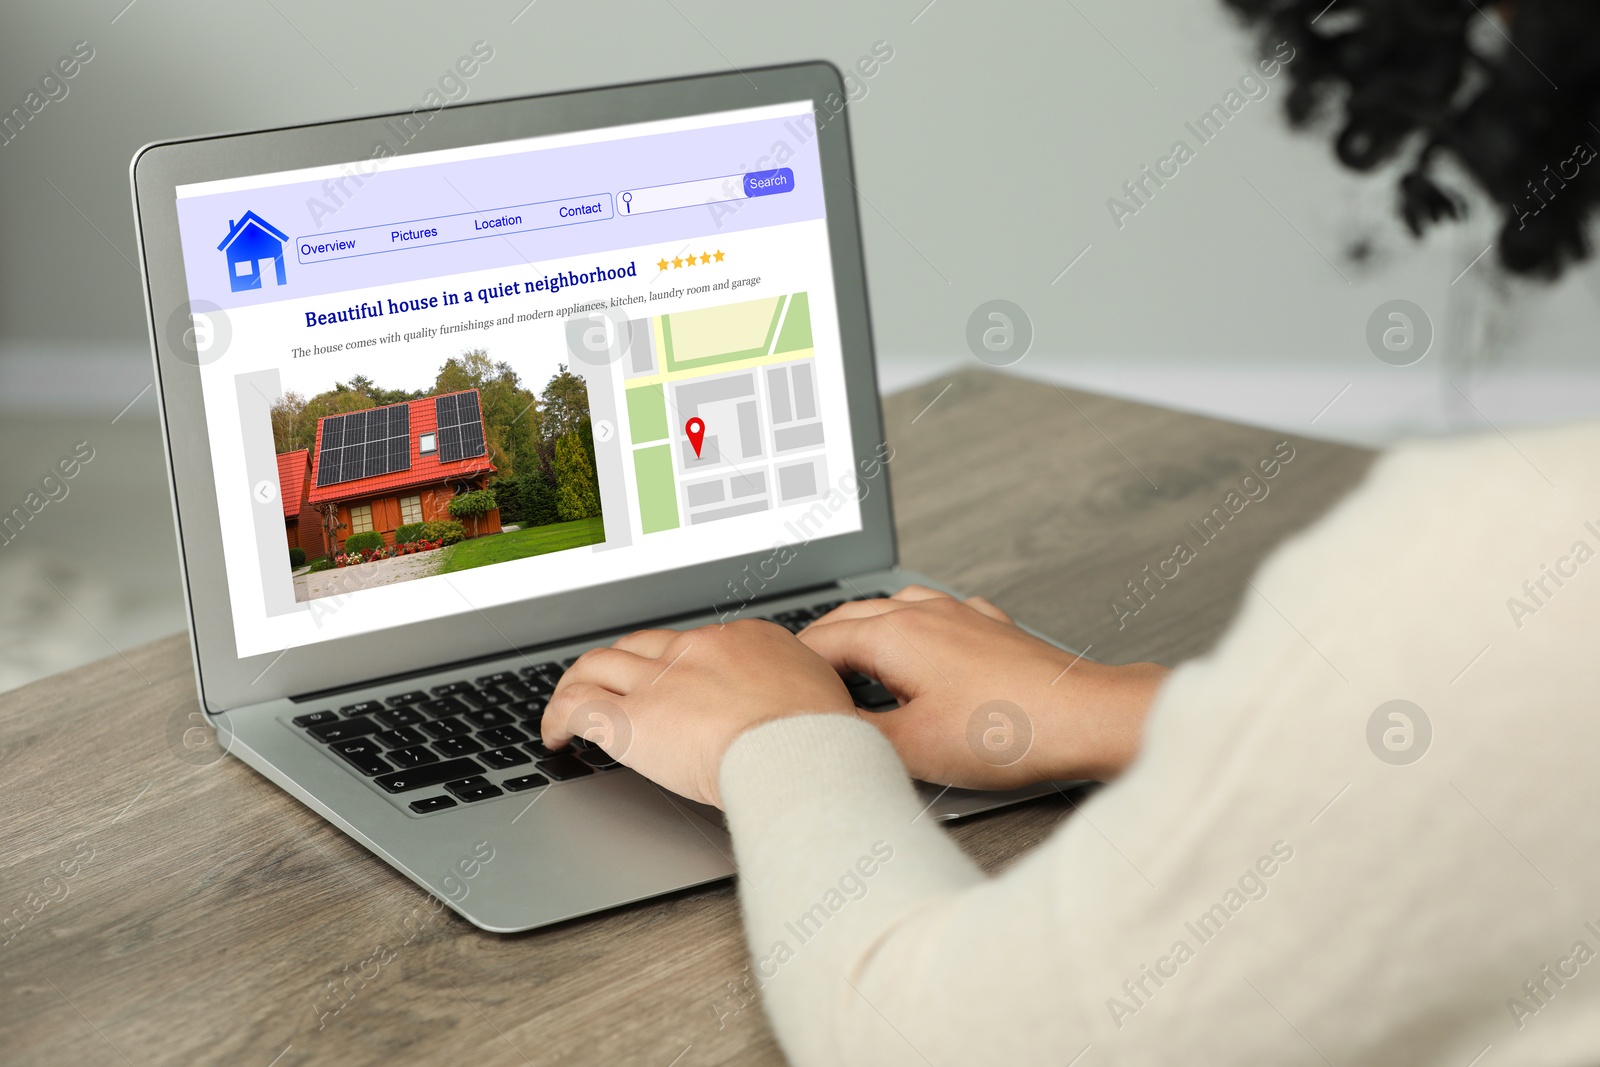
[{"left": 1222, "top": 0, "right": 1600, "bottom": 278}]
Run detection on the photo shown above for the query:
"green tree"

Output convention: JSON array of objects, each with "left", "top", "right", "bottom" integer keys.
[
  {"left": 342, "top": 373, "right": 376, "bottom": 396},
  {"left": 435, "top": 350, "right": 541, "bottom": 478},
  {"left": 554, "top": 432, "right": 599, "bottom": 520},
  {"left": 518, "top": 469, "right": 561, "bottom": 527},
  {"left": 540, "top": 365, "right": 591, "bottom": 442},
  {"left": 271, "top": 387, "right": 376, "bottom": 453},
  {"left": 270, "top": 391, "right": 308, "bottom": 454},
  {"left": 336, "top": 373, "right": 420, "bottom": 407}
]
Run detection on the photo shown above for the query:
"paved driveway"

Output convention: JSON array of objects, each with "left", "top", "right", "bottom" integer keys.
[{"left": 293, "top": 551, "right": 444, "bottom": 602}]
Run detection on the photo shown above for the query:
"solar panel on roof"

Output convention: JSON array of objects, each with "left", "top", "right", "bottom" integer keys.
[
  {"left": 318, "top": 449, "right": 340, "bottom": 486},
  {"left": 434, "top": 392, "right": 487, "bottom": 463},
  {"left": 315, "top": 402, "right": 413, "bottom": 487}
]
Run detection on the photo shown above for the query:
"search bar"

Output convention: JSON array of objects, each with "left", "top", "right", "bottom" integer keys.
[{"left": 618, "top": 168, "right": 795, "bottom": 216}]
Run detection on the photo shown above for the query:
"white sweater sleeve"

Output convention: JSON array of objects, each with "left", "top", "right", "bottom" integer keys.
[{"left": 719, "top": 422, "right": 1600, "bottom": 1067}]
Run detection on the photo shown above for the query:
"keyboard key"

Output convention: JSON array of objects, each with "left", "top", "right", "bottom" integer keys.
[
  {"left": 577, "top": 748, "right": 619, "bottom": 770},
  {"left": 852, "top": 682, "right": 898, "bottom": 710},
  {"left": 292, "top": 710, "right": 339, "bottom": 727},
  {"left": 559, "top": 656, "right": 581, "bottom": 669},
  {"left": 421, "top": 716, "right": 471, "bottom": 739},
  {"left": 374, "top": 726, "right": 426, "bottom": 749},
  {"left": 307, "top": 718, "right": 381, "bottom": 744},
  {"left": 417, "top": 697, "right": 470, "bottom": 719},
  {"left": 537, "top": 754, "right": 594, "bottom": 781},
  {"left": 476, "top": 671, "right": 519, "bottom": 688},
  {"left": 386, "top": 691, "right": 428, "bottom": 707},
  {"left": 498, "top": 681, "right": 536, "bottom": 701},
  {"left": 433, "top": 736, "right": 484, "bottom": 758},
  {"left": 409, "top": 795, "right": 457, "bottom": 814},
  {"left": 375, "top": 757, "right": 484, "bottom": 794},
  {"left": 444, "top": 776, "right": 504, "bottom": 803},
  {"left": 331, "top": 738, "right": 391, "bottom": 776},
  {"left": 509, "top": 699, "right": 547, "bottom": 722},
  {"left": 463, "top": 707, "right": 515, "bottom": 730},
  {"left": 524, "top": 738, "right": 561, "bottom": 760},
  {"left": 774, "top": 608, "right": 816, "bottom": 623},
  {"left": 479, "top": 725, "right": 527, "bottom": 747},
  {"left": 339, "top": 700, "right": 384, "bottom": 716},
  {"left": 460, "top": 687, "right": 515, "bottom": 708},
  {"left": 429, "top": 681, "right": 473, "bottom": 696},
  {"left": 520, "top": 675, "right": 556, "bottom": 698},
  {"left": 838, "top": 671, "right": 874, "bottom": 690},
  {"left": 568, "top": 735, "right": 595, "bottom": 750},
  {"left": 387, "top": 745, "right": 439, "bottom": 769},
  {"left": 375, "top": 706, "right": 426, "bottom": 728},
  {"left": 519, "top": 661, "right": 561, "bottom": 684},
  {"left": 503, "top": 773, "right": 550, "bottom": 793},
  {"left": 480, "top": 745, "right": 532, "bottom": 770}
]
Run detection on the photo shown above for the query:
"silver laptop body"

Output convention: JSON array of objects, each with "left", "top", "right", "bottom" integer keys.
[{"left": 132, "top": 62, "right": 1066, "bottom": 932}]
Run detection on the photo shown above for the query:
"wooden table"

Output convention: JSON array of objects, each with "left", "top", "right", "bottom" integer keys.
[{"left": 0, "top": 371, "right": 1374, "bottom": 1067}]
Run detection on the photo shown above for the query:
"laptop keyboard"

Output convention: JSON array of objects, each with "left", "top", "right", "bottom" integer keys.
[{"left": 287, "top": 592, "right": 893, "bottom": 816}]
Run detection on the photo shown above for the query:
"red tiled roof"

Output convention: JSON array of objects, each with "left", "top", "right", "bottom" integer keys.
[
  {"left": 305, "top": 389, "right": 497, "bottom": 505},
  {"left": 276, "top": 449, "right": 309, "bottom": 519}
]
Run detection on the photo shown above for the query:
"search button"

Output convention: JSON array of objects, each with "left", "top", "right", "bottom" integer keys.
[{"left": 743, "top": 168, "right": 795, "bottom": 198}]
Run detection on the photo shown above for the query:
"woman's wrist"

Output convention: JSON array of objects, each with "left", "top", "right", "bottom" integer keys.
[{"left": 1034, "top": 660, "right": 1169, "bottom": 782}]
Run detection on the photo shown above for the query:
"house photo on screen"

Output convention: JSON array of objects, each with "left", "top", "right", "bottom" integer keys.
[{"left": 270, "top": 350, "right": 605, "bottom": 604}]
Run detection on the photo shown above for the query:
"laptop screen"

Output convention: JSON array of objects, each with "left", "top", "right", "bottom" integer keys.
[{"left": 171, "top": 100, "right": 864, "bottom": 659}]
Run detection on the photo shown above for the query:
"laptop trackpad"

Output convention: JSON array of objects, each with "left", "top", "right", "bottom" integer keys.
[{"left": 422, "top": 771, "right": 735, "bottom": 932}]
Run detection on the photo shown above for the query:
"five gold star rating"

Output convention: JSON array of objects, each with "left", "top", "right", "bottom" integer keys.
[{"left": 657, "top": 249, "right": 727, "bottom": 271}]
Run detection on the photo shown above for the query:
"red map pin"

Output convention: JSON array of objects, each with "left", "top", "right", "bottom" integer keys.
[{"left": 685, "top": 417, "right": 706, "bottom": 458}]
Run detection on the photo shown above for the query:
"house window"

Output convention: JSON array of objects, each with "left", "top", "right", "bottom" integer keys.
[
  {"left": 349, "top": 504, "right": 373, "bottom": 534},
  {"left": 419, "top": 432, "right": 437, "bottom": 455},
  {"left": 234, "top": 260, "right": 252, "bottom": 277},
  {"left": 399, "top": 495, "right": 423, "bottom": 525}
]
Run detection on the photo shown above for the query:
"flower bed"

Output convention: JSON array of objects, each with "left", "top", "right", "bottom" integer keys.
[{"left": 334, "top": 539, "right": 443, "bottom": 566}]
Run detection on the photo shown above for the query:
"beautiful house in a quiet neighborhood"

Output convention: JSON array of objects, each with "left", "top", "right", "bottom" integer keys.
[
  {"left": 275, "top": 448, "right": 326, "bottom": 560},
  {"left": 298, "top": 388, "right": 501, "bottom": 553},
  {"left": 217, "top": 210, "right": 288, "bottom": 293}
]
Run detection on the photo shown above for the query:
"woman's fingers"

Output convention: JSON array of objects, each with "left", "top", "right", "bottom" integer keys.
[
  {"left": 542, "top": 680, "right": 628, "bottom": 747},
  {"left": 806, "top": 585, "right": 956, "bottom": 628},
  {"left": 611, "top": 628, "right": 680, "bottom": 658},
  {"left": 563, "top": 645, "right": 659, "bottom": 693},
  {"left": 964, "top": 595, "right": 1014, "bottom": 624},
  {"left": 797, "top": 615, "right": 903, "bottom": 682},
  {"left": 891, "top": 584, "right": 953, "bottom": 602},
  {"left": 805, "top": 596, "right": 908, "bottom": 628}
]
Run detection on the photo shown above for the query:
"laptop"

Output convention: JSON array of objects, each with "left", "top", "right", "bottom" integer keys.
[{"left": 131, "top": 61, "right": 1070, "bottom": 932}]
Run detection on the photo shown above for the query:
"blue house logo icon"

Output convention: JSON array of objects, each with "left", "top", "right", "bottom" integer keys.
[{"left": 218, "top": 211, "right": 288, "bottom": 292}]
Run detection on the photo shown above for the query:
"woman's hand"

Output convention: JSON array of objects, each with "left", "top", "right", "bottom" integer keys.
[
  {"left": 799, "top": 586, "right": 1168, "bottom": 788},
  {"left": 542, "top": 619, "right": 857, "bottom": 807}
]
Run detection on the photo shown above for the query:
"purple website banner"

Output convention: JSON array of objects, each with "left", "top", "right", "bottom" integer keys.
[{"left": 177, "top": 112, "right": 826, "bottom": 312}]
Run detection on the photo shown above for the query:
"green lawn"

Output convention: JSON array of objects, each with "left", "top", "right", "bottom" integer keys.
[{"left": 436, "top": 516, "right": 606, "bottom": 574}]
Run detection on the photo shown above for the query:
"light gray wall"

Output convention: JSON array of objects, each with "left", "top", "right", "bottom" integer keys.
[
  {"left": 5, "top": 0, "right": 1596, "bottom": 385},
  {"left": 2, "top": 0, "right": 1596, "bottom": 692}
]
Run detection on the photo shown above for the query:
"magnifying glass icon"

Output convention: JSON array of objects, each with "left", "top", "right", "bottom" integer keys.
[{"left": 621, "top": 191, "right": 632, "bottom": 214}]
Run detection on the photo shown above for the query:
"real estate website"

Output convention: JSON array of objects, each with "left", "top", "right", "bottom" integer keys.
[{"left": 172, "top": 100, "right": 862, "bottom": 659}]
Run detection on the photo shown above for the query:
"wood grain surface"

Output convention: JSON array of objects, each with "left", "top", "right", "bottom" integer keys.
[{"left": 0, "top": 371, "right": 1375, "bottom": 1067}]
